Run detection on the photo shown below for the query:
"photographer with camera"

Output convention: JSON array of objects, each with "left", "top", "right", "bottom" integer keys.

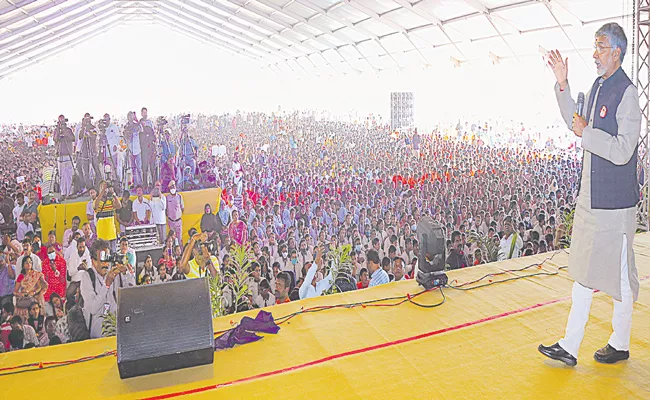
[
  {"left": 75, "top": 113, "right": 102, "bottom": 195},
  {"left": 124, "top": 111, "right": 143, "bottom": 187},
  {"left": 99, "top": 114, "right": 123, "bottom": 186},
  {"left": 80, "top": 239, "right": 135, "bottom": 339},
  {"left": 139, "top": 107, "right": 157, "bottom": 189},
  {"left": 93, "top": 180, "right": 122, "bottom": 252},
  {"left": 160, "top": 130, "right": 177, "bottom": 192},
  {"left": 178, "top": 117, "right": 197, "bottom": 188},
  {"left": 53, "top": 115, "right": 76, "bottom": 199},
  {"left": 178, "top": 232, "right": 219, "bottom": 279}
]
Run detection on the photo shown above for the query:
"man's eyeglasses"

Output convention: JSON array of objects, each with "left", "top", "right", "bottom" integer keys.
[{"left": 594, "top": 43, "right": 612, "bottom": 54}]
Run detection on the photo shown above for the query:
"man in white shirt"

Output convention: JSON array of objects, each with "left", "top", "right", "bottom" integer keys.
[
  {"left": 16, "top": 212, "right": 33, "bottom": 241},
  {"left": 12, "top": 194, "right": 25, "bottom": 224},
  {"left": 65, "top": 237, "right": 92, "bottom": 300},
  {"left": 15, "top": 239, "right": 42, "bottom": 273},
  {"left": 80, "top": 239, "right": 135, "bottom": 339},
  {"left": 497, "top": 217, "right": 524, "bottom": 261},
  {"left": 86, "top": 188, "right": 97, "bottom": 231},
  {"left": 150, "top": 185, "right": 167, "bottom": 243},
  {"left": 253, "top": 278, "right": 275, "bottom": 308},
  {"left": 299, "top": 247, "right": 332, "bottom": 300},
  {"left": 132, "top": 185, "right": 151, "bottom": 225},
  {"left": 103, "top": 114, "right": 124, "bottom": 184}
]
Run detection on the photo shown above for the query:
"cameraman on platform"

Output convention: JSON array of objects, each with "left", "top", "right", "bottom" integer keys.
[
  {"left": 179, "top": 121, "right": 198, "bottom": 186},
  {"left": 124, "top": 111, "right": 143, "bottom": 187},
  {"left": 80, "top": 239, "right": 135, "bottom": 339},
  {"left": 53, "top": 115, "right": 75, "bottom": 199},
  {"left": 100, "top": 114, "right": 122, "bottom": 186},
  {"left": 75, "top": 113, "right": 102, "bottom": 194},
  {"left": 139, "top": 107, "right": 157, "bottom": 189}
]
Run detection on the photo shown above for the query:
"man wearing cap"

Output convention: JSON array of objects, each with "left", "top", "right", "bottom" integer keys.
[{"left": 165, "top": 180, "right": 184, "bottom": 244}]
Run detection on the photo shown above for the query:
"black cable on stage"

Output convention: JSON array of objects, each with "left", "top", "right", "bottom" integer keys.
[
  {"left": 446, "top": 250, "right": 569, "bottom": 291},
  {"left": 0, "top": 250, "right": 569, "bottom": 376}
]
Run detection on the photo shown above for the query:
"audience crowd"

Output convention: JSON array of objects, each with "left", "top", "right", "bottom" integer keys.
[{"left": 0, "top": 111, "right": 580, "bottom": 351}]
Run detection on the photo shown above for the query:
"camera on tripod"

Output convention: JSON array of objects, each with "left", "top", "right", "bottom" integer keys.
[{"left": 98, "top": 117, "right": 109, "bottom": 132}]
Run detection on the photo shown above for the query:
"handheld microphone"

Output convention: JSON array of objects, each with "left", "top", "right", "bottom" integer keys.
[{"left": 576, "top": 92, "right": 585, "bottom": 117}]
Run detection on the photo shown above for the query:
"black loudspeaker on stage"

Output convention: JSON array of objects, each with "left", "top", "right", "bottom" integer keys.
[
  {"left": 416, "top": 216, "right": 448, "bottom": 289},
  {"left": 117, "top": 278, "right": 215, "bottom": 379}
]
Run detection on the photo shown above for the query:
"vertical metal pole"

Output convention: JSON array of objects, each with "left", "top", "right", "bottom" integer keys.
[{"left": 636, "top": 0, "right": 650, "bottom": 231}]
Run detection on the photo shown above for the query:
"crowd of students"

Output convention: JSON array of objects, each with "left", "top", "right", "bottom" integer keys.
[{"left": 0, "top": 111, "right": 580, "bottom": 351}]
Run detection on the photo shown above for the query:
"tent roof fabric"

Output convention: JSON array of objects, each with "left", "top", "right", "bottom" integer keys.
[{"left": 0, "top": 0, "right": 632, "bottom": 78}]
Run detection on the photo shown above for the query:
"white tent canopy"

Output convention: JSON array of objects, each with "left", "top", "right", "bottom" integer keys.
[{"left": 0, "top": 0, "right": 632, "bottom": 79}]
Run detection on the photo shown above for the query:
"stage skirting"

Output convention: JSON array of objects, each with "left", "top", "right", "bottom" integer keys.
[
  {"left": 2, "top": 235, "right": 650, "bottom": 399},
  {"left": 38, "top": 188, "right": 223, "bottom": 244}
]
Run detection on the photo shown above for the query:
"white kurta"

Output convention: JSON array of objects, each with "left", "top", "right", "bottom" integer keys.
[{"left": 555, "top": 81, "right": 640, "bottom": 302}]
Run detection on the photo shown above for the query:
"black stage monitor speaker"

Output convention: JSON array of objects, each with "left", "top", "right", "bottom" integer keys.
[
  {"left": 416, "top": 216, "right": 448, "bottom": 289},
  {"left": 117, "top": 278, "right": 214, "bottom": 379}
]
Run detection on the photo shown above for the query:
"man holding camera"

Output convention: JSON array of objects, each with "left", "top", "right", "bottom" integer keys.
[
  {"left": 101, "top": 114, "right": 123, "bottom": 186},
  {"left": 53, "top": 115, "right": 75, "bottom": 199},
  {"left": 76, "top": 113, "right": 102, "bottom": 194},
  {"left": 80, "top": 239, "right": 135, "bottom": 339},
  {"left": 94, "top": 181, "right": 122, "bottom": 252},
  {"left": 139, "top": 107, "right": 157, "bottom": 189},
  {"left": 125, "top": 111, "right": 143, "bottom": 187}
]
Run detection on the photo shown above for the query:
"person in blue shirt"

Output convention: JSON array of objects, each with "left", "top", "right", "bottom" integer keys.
[{"left": 367, "top": 249, "right": 389, "bottom": 287}]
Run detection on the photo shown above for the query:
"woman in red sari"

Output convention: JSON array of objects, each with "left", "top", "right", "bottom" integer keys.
[{"left": 40, "top": 244, "right": 66, "bottom": 302}]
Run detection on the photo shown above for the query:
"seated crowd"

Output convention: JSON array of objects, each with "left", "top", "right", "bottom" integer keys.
[{"left": 0, "top": 112, "right": 579, "bottom": 351}]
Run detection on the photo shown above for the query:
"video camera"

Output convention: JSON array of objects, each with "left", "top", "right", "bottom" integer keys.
[
  {"left": 98, "top": 117, "right": 109, "bottom": 132},
  {"left": 99, "top": 249, "right": 128, "bottom": 266},
  {"left": 180, "top": 114, "right": 191, "bottom": 125},
  {"left": 104, "top": 181, "right": 116, "bottom": 200}
]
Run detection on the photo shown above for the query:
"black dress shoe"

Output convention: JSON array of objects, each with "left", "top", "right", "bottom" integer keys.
[
  {"left": 538, "top": 343, "right": 577, "bottom": 366},
  {"left": 594, "top": 344, "right": 629, "bottom": 364}
]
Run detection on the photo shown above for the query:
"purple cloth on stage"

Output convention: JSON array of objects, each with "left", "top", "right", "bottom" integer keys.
[{"left": 214, "top": 310, "right": 280, "bottom": 350}]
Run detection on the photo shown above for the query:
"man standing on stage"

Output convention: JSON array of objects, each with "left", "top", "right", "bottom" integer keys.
[
  {"left": 165, "top": 180, "right": 184, "bottom": 245},
  {"left": 539, "top": 23, "right": 641, "bottom": 366}
]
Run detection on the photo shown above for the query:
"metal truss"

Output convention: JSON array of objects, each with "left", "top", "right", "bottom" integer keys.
[
  {"left": 636, "top": 0, "right": 650, "bottom": 231},
  {"left": 0, "top": 0, "right": 636, "bottom": 80}
]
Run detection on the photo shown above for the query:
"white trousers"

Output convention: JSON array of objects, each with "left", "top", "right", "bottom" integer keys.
[{"left": 558, "top": 234, "right": 634, "bottom": 358}]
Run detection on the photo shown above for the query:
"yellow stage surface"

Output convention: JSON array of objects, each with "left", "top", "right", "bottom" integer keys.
[
  {"left": 2, "top": 235, "right": 650, "bottom": 399},
  {"left": 39, "top": 188, "right": 223, "bottom": 244}
]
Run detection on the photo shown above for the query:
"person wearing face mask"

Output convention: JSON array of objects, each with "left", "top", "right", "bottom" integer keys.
[
  {"left": 288, "top": 249, "right": 302, "bottom": 280},
  {"left": 150, "top": 184, "right": 167, "bottom": 244},
  {"left": 165, "top": 180, "right": 184, "bottom": 244},
  {"left": 275, "top": 244, "right": 292, "bottom": 273},
  {"left": 40, "top": 244, "right": 66, "bottom": 302}
]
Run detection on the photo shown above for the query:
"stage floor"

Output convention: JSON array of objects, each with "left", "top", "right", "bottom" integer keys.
[{"left": 2, "top": 236, "right": 650, "bottom": 399}]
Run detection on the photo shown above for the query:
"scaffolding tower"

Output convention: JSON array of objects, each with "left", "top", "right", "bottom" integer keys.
[
  {"left": 636, "top": 0, "right": 650, "bottom": 231},
  {"left": 390, "top": 92, "right": 415, "bottom": 131}
]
